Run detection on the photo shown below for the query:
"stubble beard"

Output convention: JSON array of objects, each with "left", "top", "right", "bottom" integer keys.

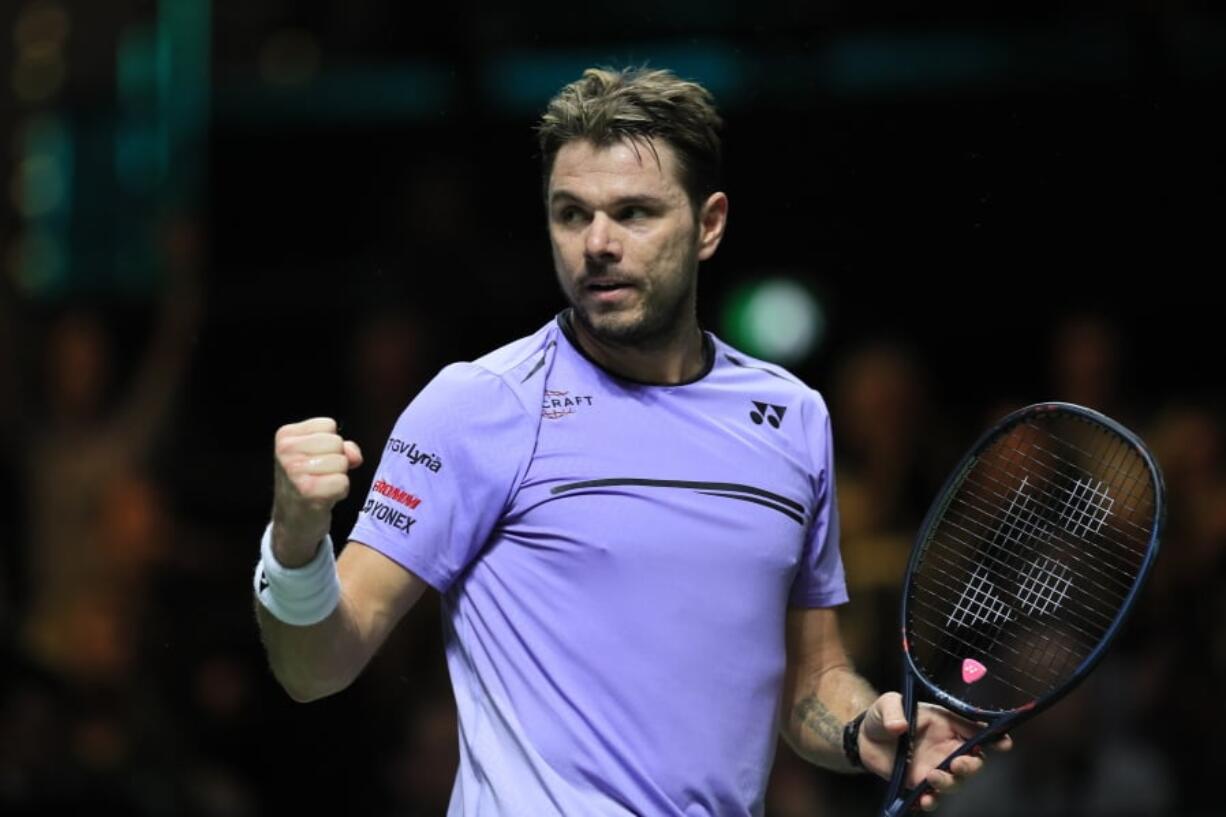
[{"left": 565, "top": 257, "right": 698, "bottom": 352}]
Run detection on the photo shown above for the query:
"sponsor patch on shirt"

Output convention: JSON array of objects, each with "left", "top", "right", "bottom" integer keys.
[
  {"left": 361, "top": 498, "right": 417, "bottom": 533},
  {"left": 542, "top": 390, "right": 595, "bottom": 420},
  {"left": 386, "top": 438, "right": 443, "bottom": 472},
  {"left": 373, "top": 479, "right": 422, "bottom": 509}
]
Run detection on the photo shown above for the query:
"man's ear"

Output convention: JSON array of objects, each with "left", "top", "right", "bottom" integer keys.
[{"left": 696, "top": 192, "right": 728, "bottom": 261}]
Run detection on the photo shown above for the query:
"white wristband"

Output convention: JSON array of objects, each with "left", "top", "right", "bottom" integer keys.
[{"left": 253, "top": 523, "right": 341, "bottom": 626}]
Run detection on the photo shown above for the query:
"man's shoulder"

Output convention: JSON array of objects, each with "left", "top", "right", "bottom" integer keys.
[
  {"left": 468, "top": 318, "right": 560, "bottom": 381},
  {"left": 710, "top": 334, "right": 828, "bottom": 413},
  {"left": 422, "top": 318, "right": 559, "bottom": 417}
]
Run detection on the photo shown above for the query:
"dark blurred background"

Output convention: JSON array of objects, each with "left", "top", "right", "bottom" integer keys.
[{"left": 1, "top": 1, "right": 1223, "bottom": 815}]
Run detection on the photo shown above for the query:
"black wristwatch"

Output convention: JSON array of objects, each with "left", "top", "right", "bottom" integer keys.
[{"left": 842, "top": 710, "right": 867, "bottom": 770}]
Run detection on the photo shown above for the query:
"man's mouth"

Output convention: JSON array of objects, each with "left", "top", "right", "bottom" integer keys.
[
  {"left": 584, "top": 277, "right": 633, "bottom": 293},
  {"left": 582, "top": 278, "right": 636, "bottom": 306}
]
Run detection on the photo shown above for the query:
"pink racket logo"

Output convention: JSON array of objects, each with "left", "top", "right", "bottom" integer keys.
[{"left": 962, "top": 658, "right": 987, "bottom": 684}]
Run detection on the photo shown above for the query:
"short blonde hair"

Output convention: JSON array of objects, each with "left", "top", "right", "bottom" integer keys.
[{"left": 537, "top": 67, "right": 724, "bottom": 208}]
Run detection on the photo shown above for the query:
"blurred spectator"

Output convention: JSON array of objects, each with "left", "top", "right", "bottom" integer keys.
[
  {"left": 13, "top": 226, "right": 200, "bottom": 685},
  {"left": 830, "top": 339, "right": 950, "bottom": 682},
  {"left": 1128, "top": 399, "right": 1226, "bottom": 814},
  {"left": 1049, "top": 313, "right": 1132, "bottom": 424},
  {"left": 0, "top": 218, "right": 202, "bottom": 811}
]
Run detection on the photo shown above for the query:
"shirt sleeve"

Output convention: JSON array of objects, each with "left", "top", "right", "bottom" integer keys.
[
  {"left": 348, "top": 362, "right": 536, "bottom": 592},
  {"left": 788, "top": 395, "right": 850, "bottom": 608}
]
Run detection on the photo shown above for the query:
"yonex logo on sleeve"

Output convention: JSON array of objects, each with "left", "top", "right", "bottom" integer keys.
[
  {"left": 750, "top": 401, "right": 787, "bottom": 428},
  {"left": 361, "top": 498, "right": 417, "bottom": 534}
]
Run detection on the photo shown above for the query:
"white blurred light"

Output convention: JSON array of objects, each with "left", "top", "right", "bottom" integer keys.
[{"left": 741, "top": 278, "right": 824, "bottom": 363}]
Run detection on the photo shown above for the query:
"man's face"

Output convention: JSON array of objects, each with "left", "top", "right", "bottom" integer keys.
[{"left": 547, "top": 138, "right": 718, "bottom": 348}]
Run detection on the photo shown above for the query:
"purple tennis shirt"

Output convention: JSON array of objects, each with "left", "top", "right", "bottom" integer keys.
[{"left": 349, "top": 313, "right": 847, "bottom": 816}]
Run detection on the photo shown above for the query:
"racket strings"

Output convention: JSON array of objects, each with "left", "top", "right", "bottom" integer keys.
[
  {"left": 912, "top": 566, "right": 1100, "bottom": 696},
  {"left": 906, "top": 621, "right": 1038, "bottom": 698},
  {"left": 999, "top": 422, "right": 1155, "bottom": 551},
  {"left": 917, "top": 548, "right": 1106, "bottom": 647},
  {"left": 911, "top": 574, "right": 1096, "bottom": 699},
  {"left": 907, "top": 413, "right": 1158, "bottom": 708},
  {"left": 911, "top": 564, "right": 1098, "bottom": 687},
  {"left": 935, "top": 469, "right": 1144, "bottom": 634},
  {"left": 940, "top": 457, "right": 1145, "bottom": 639},
  {"left": 949, "top": 480, "right": 1138, "bottom": 607},
  {"left": 1005, "top": 426, "right": 1147, "bottom": 547},
  {"left": 995, "top": 424, "right": 1151, "bottom": 556},
  {"left": 951, "top": 422, "right": 1151, "bottom": 597},
  {"left": 953, "top": 479, "right": 1136, "bottom": 597}
]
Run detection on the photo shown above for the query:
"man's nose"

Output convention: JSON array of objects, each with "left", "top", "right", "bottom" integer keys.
[{"left": 584, "top": 212, "right": 622, "bottom": 262}]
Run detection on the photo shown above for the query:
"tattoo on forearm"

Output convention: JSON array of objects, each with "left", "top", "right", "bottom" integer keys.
[{"left": 793, "top": 694, "right": 844, "bottom": 748}]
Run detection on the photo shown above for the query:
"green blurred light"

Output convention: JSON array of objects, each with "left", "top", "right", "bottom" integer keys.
[
  {"left": 12, "top": 227, "right": 69, "bottom": 296},
  {"left": 117, "top": 24, "right": 158, "bottom": 103},
  {"left": 115, "top": 0, "right": 211, "bottom": 199},
  {"left": 219, "top": 63, "right": 452, "bottom": 121},
  {"left": 17, "top": 114, "right": 74, "bottom": 220},
  {"left": 826, "top": 34, "right": 1008, "bottom": 93},
  {"left": 116, "top": 23, "right": 168, "bottom": 192},
  {"left": 115, "top": 121, "right": 168, "bottom": 192},
  {"left": 483, "top": 43, "right": 746, "bottom": 113},
  {"left": 723, "top": 277, "right": 825, "bottom": 365},
  {"left": 16, "top": 155, "right": 64, "bottom": 217},
  {"left": 159, "top": 0, "right": 211, "bottom": 140}
]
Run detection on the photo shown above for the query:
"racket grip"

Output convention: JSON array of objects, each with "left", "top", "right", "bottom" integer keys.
[
  {"left": 882, "top": 798, "right": 915, "bottom": 817},
  {"left": 885, "top": 724, "right": 1010, "bottom": 816},
  {"left": 877, "top": 673, "right": 918, "bottom": 817},
  {"left": 882, "top": 781, "right": 933, "bottom": 817},
  {"left": 879, "top": 736, "right": 925, "bottom": 817}
]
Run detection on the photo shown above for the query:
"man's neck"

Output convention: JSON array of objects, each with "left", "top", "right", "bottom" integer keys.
[{"left": 567, "top": 312, "right": 708, "bottom": 386}]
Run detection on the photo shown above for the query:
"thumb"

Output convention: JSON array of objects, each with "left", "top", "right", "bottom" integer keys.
[
  {"left": 343, "top": 439, "right": 364, "bottom": 469},
  {"left": 866, "top": 692, "right": 909, "bottom": 738}
]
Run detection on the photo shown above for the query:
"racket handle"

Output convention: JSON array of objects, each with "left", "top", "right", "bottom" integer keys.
[
  {"left": 882, "top": 798, "right": 914, "bottom": 817},
  {"left": 877, "top": 674, "right": 917, "bottom": 817},
  {"left": 883, "top": 722, "right": 1011, "bottom": 816},
  {"left": 882, "top": 780, "right": 932, "bottom": 817}
]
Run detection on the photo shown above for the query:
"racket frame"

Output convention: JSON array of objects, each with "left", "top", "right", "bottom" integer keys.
[{"left": 879, "top": 402, "right": 1164, "bottom": 816}]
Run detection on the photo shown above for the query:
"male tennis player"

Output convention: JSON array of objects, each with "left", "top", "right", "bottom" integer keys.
[{"left": 254, "top": 67, "right": 1008, "bottom": 815}]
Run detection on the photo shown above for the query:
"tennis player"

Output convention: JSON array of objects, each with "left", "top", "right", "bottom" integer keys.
[{"left": 254, "top": 67, "right": 1008, "bottom": 815}]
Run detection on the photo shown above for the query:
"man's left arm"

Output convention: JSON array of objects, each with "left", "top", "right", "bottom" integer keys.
[
  {"left": 780, "top": 605, "right": 876, "bottom": 771},
  {"left": 779, "top": 606, "right": 1011, "bottom": 811}
]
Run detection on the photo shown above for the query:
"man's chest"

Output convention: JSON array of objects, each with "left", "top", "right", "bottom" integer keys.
[{"left": 497, "top": 378, "right": 817, "bottom": 586}]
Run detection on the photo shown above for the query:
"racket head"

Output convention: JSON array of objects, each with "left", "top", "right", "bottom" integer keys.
[{"left": 899, "top": 402, "right": 1164, "bottom": 720}]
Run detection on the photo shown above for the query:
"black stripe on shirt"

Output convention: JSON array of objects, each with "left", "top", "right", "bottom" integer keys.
[{"left": 550, "top": 477, "right": 807, "bottom": 525}]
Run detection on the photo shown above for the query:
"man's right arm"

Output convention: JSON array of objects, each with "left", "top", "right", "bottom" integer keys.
[
  {"left": 256, "top": 539, "right": 428, "bottom": 702},
  {"left": 255, "top": 417, "right": 429, "bottom": 702}
]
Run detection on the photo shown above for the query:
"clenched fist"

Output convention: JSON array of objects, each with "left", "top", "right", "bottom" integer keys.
[{"left": 272, "top": 417, "right": 363, "bottom": 567}]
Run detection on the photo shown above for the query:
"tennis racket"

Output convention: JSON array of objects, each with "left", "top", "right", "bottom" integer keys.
[{"left": 878, "top": 402, "right": 1164, "bottom": 817}]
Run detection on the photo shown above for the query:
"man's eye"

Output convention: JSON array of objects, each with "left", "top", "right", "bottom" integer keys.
[
  {"left": 620, "top": 206, "right": 650, "bottom": 221},
  {"left": 557, "top": 207, "right": 587, "bottom": 225}
]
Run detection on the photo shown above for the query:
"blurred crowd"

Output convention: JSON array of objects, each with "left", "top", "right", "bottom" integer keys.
[{"left": 0, "top": 261, "right": 1222, "bottom": 817}]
